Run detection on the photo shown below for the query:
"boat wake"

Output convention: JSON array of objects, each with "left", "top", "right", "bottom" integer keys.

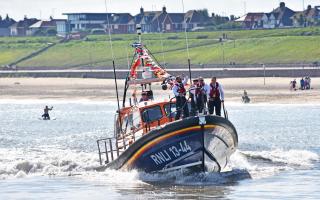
[
  {"left": 1, "top": 148, "right": 318, "bottom": 185},
  {"left": 230, "top": 149, "right": 319, "bottom": 179}
]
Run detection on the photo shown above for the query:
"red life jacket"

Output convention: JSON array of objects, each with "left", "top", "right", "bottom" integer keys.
[
  {"left": 196, "top": 83, "right": 205, "bottom": 95},
  {"left": 176, "top": 83, "right": 186, "bottom": 95},
  {"left": 209, "top": 82, "right": 220, "bottom": 98}
]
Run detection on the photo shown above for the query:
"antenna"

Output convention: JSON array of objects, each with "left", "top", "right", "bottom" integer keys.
[
  {"left": 243, "top": 1, "right": 247, "bottom": 15},
  {"left": 156, "top": 9, "right": 166, "bottom": 67},
  {"left": 104, "top": 0, "right": 120, "bottom": 112},
  {"left": 181, "top": 0, "right": 192, "bottom": 84}
]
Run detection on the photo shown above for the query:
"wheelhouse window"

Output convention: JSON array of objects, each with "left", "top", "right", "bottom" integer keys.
[{"left": 142, "top": 106, "right": 163, "bottom": 123}]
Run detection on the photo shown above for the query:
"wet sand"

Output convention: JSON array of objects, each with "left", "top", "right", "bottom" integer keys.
[{"left": 0, "top": 77, "right": 319, "bottom": 104}]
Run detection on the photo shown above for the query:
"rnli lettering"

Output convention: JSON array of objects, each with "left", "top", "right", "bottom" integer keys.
[{"left": 149, "top": 140, "right": 192, "bottom": 166}]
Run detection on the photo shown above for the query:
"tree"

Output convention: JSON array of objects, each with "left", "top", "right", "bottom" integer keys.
[{"left": 197, "top": 9, "right": 209, "bottom": 18}]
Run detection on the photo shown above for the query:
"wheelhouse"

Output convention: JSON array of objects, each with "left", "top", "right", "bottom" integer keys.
[{"left": 116, "top": 100, "right": 178, "bottom": 138}]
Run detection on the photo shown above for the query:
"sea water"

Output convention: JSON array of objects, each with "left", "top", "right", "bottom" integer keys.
[{"left": 0, "top": 100, "right": 319, "bottom": 200}]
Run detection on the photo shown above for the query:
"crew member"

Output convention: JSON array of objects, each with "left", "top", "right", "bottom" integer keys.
[
  {"left": 189, "top": 79, "right": 199, "bottom": 116},
  {"left": 196, "top": 77, "right": 209, "bottom": 114},
  {"left": 207, "top": 77, "right": 224, "bottom": 116},
  {"left": 139, "top": 92, "right": 149, "bottom": 102},
  {"left": 42, "top": 105, "right": 53, "bottom": 120},
  {"left": 173, "top": 76, "right": 189, "bottom": 120}
]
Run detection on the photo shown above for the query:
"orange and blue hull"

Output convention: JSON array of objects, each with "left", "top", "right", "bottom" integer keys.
[{"left": 106, "top": 115, "right": 238, "bottom": 173}]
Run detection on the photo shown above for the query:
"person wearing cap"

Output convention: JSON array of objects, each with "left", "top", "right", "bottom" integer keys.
[
  {"left": 196, "top": 77, "right": 210, "bottom": 114},
  {"left": 207, "top": 77, "right": 224, "bottom": 116},
  {"left": 172, "top": 75, "right": 189, "bottom": 120},
  {"left": 139, "top": 92, "right": 150, "bottom": 102}
]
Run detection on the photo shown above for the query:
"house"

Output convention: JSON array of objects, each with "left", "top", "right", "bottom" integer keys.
[
  {"left": 55, "top": 19, "right": 69, "bottom": 36},
  {"left": 262, "top": 13, "right": 277, "bottom": 29},
  {"left": 10, "top": 17, "right": 39, "bottom": 36},
  {"left": 63, "top": 13, "right": 133, "bottom": 34},
  {"left": 236, "top": 2, "right": 296, "bottom": 29},
  {"left": 291, "top": 5, "right": 320, "bottom": 27},
  {"left": 134, "top": 7, "right": 209, "bottom": 33},
  {"left": 235, "top": 13, "right": 265, "bottom": 29},
  {"left": 184, "top": 10, "right": 211, "bottom": 30},
  {"left": 28, "top": 19, "right": 57, "bottom": 36},
  {"left": 104, "top": 13, "right": 134, "bottom": 34},
  {"left": 270, "top": 2, "right": 296, "bottom": 27},
  {"left": 149, "top": 7, "right": 185, "bottom": 32},
  {"left": 0, "top": 14, "right": 15, "bottom": 36},
  {"left": 166, "top": 13, "right": 185, "bottom": 32},
  {"left": 150, "top": 7, "right": 168, "bottom": 32},
  {"left": 134, "top": 8, "right": 159, "bottom": 33}
]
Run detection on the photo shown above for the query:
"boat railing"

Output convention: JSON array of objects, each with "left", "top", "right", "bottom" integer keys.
[{"left": 96, "top": 137, "right": 120, "bottom": 165}]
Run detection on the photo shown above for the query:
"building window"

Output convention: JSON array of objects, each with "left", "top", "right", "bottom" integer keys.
[{"left": 166, "top": 24, "right": 171, "bottom": 30}]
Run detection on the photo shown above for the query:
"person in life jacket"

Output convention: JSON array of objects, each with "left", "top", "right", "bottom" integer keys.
[
  {"left": 196, "top": 77, "right": 210, "bottom": 114},
  {"left": 206, "top": 77, "right": 224, "bottom": 116},
  {"left": 172, "top": 76, "right": 189, "bottom": 120},
  {"left": 189, "top": 79, "right": 199, "bottom": 116}
]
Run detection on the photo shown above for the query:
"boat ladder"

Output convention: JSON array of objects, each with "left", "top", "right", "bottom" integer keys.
[{"left": 96, "top": 137, "right": 120, "bottom": 165}]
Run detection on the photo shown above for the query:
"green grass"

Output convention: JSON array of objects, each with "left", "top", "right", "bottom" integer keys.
[
  {"left": 1, "top": 27, "right": 320, "bottom": 68},
  {"left": 0, "top": 36, "right": 58, "bottom": 66}
]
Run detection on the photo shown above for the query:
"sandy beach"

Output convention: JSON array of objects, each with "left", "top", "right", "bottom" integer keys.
[{"left": 0, "top": 77, "right": 319, "bottom": 104}]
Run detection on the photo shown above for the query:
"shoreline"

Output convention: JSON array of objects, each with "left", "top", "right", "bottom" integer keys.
[{"left": 0, "top": 77, "right": 319, "bottom": 104}]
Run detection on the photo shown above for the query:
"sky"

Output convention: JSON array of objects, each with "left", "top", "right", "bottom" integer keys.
[{"left": 1, "top": 0, "right": 320, "bottom": 20}]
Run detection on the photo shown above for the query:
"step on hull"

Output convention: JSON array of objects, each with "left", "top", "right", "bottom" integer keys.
[{"left": 106, "top": 115, "right": 238, "bottom": 173}]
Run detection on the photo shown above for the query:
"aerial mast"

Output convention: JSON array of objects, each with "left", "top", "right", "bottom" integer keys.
[{"left": 181, "top": 0, "right": 192, "bottom": 84}]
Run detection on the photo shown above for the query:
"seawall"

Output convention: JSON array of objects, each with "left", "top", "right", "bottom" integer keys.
[{"left": 0, "top": 68, "right": 319, "bottom": 79}]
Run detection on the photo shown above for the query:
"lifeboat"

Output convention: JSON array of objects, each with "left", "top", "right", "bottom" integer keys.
[{"left": 96, "top": 37, "right": 238, "bottom": 173}]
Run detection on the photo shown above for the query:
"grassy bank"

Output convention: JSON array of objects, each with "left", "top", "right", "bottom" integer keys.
[{"left": 1, "top": 27, "right": 320, "bottom": 68}]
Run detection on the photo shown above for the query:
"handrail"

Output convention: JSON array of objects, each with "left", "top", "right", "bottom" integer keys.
[{"left": 97, "top": 137, "right": 119, "bottom": 165}]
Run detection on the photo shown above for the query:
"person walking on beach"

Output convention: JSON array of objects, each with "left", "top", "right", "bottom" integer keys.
[
  {"left": 242, "top": 90, "right": 250, "bottom": 103},
  {"left": 292, "top": 79, "right": 297, "bottom": 90},
  {"left": 173, "top": 76, "right": 189, "bottom": 120},
  {"left": 42, "top": 105, "right": 53, "bottom": 120},
  {"left": 207, "top": 77, "right": 224, "bottom": 116},
  {"left": 289, "top": 81, "right": 293, "bottom": 91},
  {"left": 300, "top": 78, "right": 305, "bottom": 90}
]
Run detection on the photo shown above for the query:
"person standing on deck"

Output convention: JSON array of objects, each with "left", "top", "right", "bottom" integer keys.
[
  {"left": 195, "top": 77, "right": 210, "bottom": 114},
  {"left": 173, "top": 76, "right": 189, "bottom": 120},
  {"left": 207, "top": 77, "right": 224, "bottom": 116},
  {"left": 189, "top": 79, "right": 199, "bottom": 116}
]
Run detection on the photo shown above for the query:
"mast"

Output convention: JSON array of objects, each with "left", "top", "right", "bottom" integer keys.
[
  {"left": 104, "top": 0, "right": 121, "bottom": 113},
  {"left": 181, "top": 0, "right": 192, "bottom": 84}
]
